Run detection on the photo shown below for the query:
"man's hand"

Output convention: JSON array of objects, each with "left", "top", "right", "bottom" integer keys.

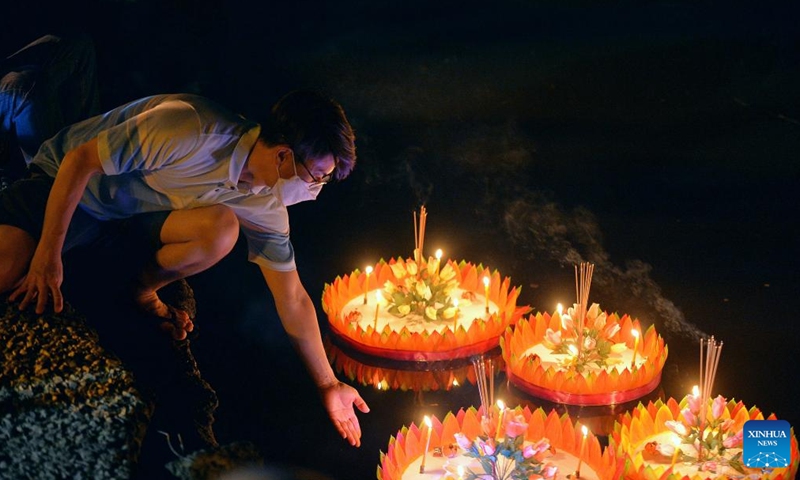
[
  {"left": 320, "top": 381, "right": 370, "bottom": 447},
  {"left": 10, "top": 248, "right": 64, "bottom": 314}
]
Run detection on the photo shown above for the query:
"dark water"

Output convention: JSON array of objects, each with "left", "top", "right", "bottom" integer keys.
[{"left": 4, "top": 1, "right": 799, "bottom": 479}]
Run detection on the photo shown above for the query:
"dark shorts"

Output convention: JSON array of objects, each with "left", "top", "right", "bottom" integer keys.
[{"left": 0, "top": 171, "right": 170, "bottom": 254}]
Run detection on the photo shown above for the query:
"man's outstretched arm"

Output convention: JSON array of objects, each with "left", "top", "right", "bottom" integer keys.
[
  {"left": 260, "top": 266, "right": 370, "bottom": 447},
  {"left": 12, "top": 138, "right": 103, "bottom": 313}
]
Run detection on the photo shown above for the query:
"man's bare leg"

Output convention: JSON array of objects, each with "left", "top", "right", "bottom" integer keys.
[
  {"left": 0, "top": 225, "right": 37, "bottom": 294},
  {"left": 134, "top": 205, "right": 239, "bottom": 339}
]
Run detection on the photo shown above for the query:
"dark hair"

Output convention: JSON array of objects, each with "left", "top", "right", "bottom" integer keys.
[{"left": 260, "top": 90, "right": 356, "bottom": 181}]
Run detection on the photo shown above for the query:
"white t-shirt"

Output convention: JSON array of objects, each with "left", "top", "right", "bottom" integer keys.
[{"left": 32, "top": 93, "right": 296, "bottom": 272}]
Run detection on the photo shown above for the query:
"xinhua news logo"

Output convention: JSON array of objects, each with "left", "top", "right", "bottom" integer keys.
[{"left": 743, "top": 420, "right": 791, "bottom": 469}]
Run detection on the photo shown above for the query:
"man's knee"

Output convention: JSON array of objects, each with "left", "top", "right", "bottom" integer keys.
[
  {"left": 0, "top": 225, "right": 36, "bottom": 293},
  {"left": 197, "top": 205, "right": 239, "bottom": 256}
]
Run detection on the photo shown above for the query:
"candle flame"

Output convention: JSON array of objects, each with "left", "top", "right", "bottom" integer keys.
[
  {"left": 423, "top": 415, "right": 432, "bottom": 428},
  {"left": 631, "top": 328, "right": 640, "bottom": 339},
  {"left": 457, "top": 465, "right": 465, "bottom": 476},
  {"left": 452, "top": 379, "right": 459, "bottom": 386},
  {"left": 673, "top": 434, "right": 681, "bottom": 447},
  {"left": 496, "top": 399, "right": 505, "bottom": 409},
  {"left": 376, "top": 290, "right": 382, "bottom": 303},
  {"left": 435, "top": 249, "right": 442, "bottom": 260},
  {"left": 453, "top": 298, "right": 459, "bottom": 307},
  {"left": 483, "top": 276, "right": 490, "bottom": 287},
  {"left": 692, "top": 385, "right": 699, "bottom": 397},
  {"left": 365, "top": 265, "right": 373, "bottom": 275},
  {"left": 557, "top": 303, "right": 563, "bottom": 315},
  {"left": 581, "top": 425, "right": 589, "bottom": 436}
]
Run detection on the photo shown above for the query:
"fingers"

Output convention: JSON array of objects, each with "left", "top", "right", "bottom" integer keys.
[
  {"left": 51, "top": 287, "right": 63, "bottom": 313},
  {"left": 9, "top": 277, "right": 64, "bottom": 314},
  {"left": 354, "top": 395, "right": 370, "bottom": 413},
  {"left": 335, "top": 417, "right": 362, "bottom": 447}
]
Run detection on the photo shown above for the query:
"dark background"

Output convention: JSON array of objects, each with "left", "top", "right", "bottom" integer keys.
[{"left": 3, "top": 1, "right": 799, "bottom": 479}]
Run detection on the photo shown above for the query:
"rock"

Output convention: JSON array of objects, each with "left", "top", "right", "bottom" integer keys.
[{"left": 0, "top": 296, "right": 153, "bottom": 478}]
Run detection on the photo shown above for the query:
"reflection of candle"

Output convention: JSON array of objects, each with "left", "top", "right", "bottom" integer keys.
[
  {"left": 494, "top": 400, "right": 506, "bottom": 439},
  {"left": 576, "top": 425, "right": 588, "bottom": 476},
  {"left": 420, "top": 416, "right": 433, "bottom": 473},
  {"left": 630, "top": 329, "right": 640, "bottom": 368},
  {"left": 435, "top": 249, "right": 443, "bottom": 275},
  {"left": 670, "top": 436, "right": 681, "bottom": 467},
  {"left": 363, "top": 266, "right": 373, "bottom": 304},
  {"left": 483, "top": 276, "right": 490, "bottom": 314},
  {"left": 373, "top": 291, "right": 382, "bottom": 330}
]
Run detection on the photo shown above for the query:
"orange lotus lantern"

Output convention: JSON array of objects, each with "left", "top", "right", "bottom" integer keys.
[
  {"left": 323, "top": 258, "right": 528, "bottom": 361},
  {"left": 377, "top": 406, "right": 619, "bottom": 480},
  {"left": 609, "top": 397, "right": 799, "bottom": 480},
  {"left": 500, "top": 307, "right": 667, "bottom": 406}
]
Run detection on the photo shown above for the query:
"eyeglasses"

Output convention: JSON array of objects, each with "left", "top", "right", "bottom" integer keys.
[{"left": 296, "top": 158, "right": 334, "bottom": 185}]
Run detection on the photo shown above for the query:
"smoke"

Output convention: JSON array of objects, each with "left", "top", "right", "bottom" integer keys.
[
  {"left": 362, "top": 118, "right": 706, "bottom": 342},
  {"left": 501, "top": 191, "right": 706, "bottom": 341}
]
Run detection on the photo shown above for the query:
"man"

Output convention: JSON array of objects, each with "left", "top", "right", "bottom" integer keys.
[{"left": 0, "top": 90, "right": 370, "bottom": 447}]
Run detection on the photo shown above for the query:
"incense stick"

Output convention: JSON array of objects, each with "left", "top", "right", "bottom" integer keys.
[
  {"left": 697, "top": 336, "right": 723, "bottom": 462},
  {"left": 413, "top": 206, "right": 428, "bottom": 266},
  {"left": 574, "top": 262, "right": 594, "bottom": 359},
  {"left": 413, "top": 211, "right": 419, "bottom": 264},
  {"left": 488, "top": 359, "right": 495, "bottom": 407}
]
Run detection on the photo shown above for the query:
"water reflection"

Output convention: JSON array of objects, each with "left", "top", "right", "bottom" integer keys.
[{"left": 325, "top": 336, "right": 504, "bottom": 395}]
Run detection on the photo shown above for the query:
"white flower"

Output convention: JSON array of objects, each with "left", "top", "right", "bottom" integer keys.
[
  {"left": 390, "top": 262, "right": 406, "bottom": 278},
  {"left": 604, "top": 323, "right": 620, "bottom": 338},
  {"left": 544, "top": 328, "right": 562, "bottom": 348},
  {"left": 406, "top": 261, "right": 418, "bottom": 275},
  {"left": 415, "top": 283, "right": 432, "bottom": 300},
  {"left": 439, "top": 263, "right": 456, "bottom": 281},
  {"left": 426, "top": 259, "right": 438, "bottom": 276},
  {"left": 665, "top": 420, "right": 689, "bottom": 436}
]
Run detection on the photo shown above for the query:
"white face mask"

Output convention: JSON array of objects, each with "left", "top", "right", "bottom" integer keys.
[{"left": 272, "top": 159, "right": 323, "bottom": 206}]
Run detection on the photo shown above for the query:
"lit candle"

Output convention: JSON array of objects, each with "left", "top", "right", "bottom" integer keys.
[
  {"left": 420, "top": 415, "right": 433, "bottom": 473},
  {"left": 457, "top": 465, "right": 465, "bottom": 480},
  {"left": 575, "top": 425, "right": 588, "bottom": 477},
  {"left": 483, "top": 276, "right": 490, "bottom": 314},
  {"left": 494, "top": 400, "right": 506, "bottom": 440},
  {"left": 435, "top": 249, "right": 443, "bottom": 276},
  {"left": 373, "top": 291, "right": 382, "bottom": 331},
  {"left": 670, "top": 436, "right": 681, "bottom": 467},
  {"left": 692, "top": 385, "right": 700, "bottom": 397},
  {"left": 557, "top": 303, "right": 563, "bottom": 315},
  {"left": 630, "top": 329, "right": 640, "bottom": 368},
  {"left": 363, "top": 265, "right": 373, "bottom": 304}
]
